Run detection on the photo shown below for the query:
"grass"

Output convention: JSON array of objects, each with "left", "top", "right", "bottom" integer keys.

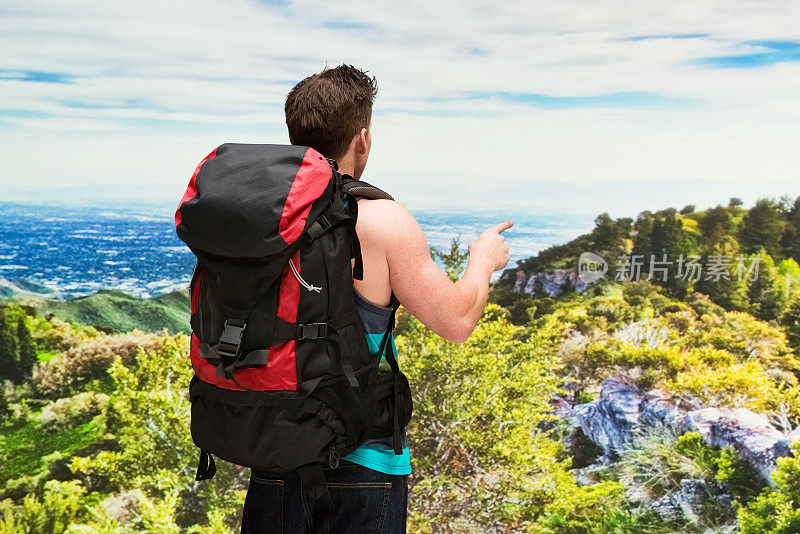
[
  {"left": 0, "top": 415, "right": 104, "bottom": 484},
  {"left": 29, "top": 289, "right": 190, "bottom": 334},
  {"left": 37, "top": 349, "right": 58, "bottom": 363}
]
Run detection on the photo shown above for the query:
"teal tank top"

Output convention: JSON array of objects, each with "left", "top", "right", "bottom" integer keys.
[{"left": 342, "top": 289, "right": 412, "bottom": 475}]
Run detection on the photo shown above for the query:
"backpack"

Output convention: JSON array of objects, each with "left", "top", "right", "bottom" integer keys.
[{"left": 175, "top": 143, "right": 413, "bottom": 497}]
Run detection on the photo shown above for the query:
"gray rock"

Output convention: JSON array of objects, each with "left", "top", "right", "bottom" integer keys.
[
  {"left": 640, "top": 388, "right": 694, "bottom": 432},
  {"left": 523, "top": 272, "right": 539, "bottom": 294},
  {"left": 683, "top": 407, "right": 788, "bottom": 484},
  {"left": 513, "top": 270, "right": 528, "bottom": 292},
  {"left": 550, "top": 396, "right": 575, "bottom": 421},
  {"left": 650, "top": 493, "right": 684, "bottom": 523},
  {"left": 558, "top": 375, "right": 800, "bottom": 485},
  {"left": 650, "top": 478, "right": 733, "bottom": 525},
  {"left": 573, "top": 377, "right": 643, "bottom": 458},
  {"left": 570, "top": 462, "right": 611, "bottom": 487},
  {"left": 521, "top": 270, "right": 575, "bottom": 297},
  {"left": 543, "top": 270, "right": 571, "bottom": 297},
  {"left": 676, "top": 478, "right": 709, "bottom": 523}
]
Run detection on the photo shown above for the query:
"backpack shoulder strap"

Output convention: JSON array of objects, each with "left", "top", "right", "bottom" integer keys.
[{"left": 341, "top": 178, "right": 394, "bottom": 201}]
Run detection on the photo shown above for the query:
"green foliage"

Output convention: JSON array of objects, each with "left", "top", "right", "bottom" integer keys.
[
  {"left": 31, "top": 329, "right": 164, "bottom": 397},
  {"left": 0, "top": 480, "right": 87, "bottom": 534},
  {"left": 400, "top": 306, "right": 659, "bottom": 533},
  {"left": 0, "top": 306, "right": 37, "bottom": 384},
  {"left": 38, "top": 392, "right": 110, "bottom": 431},
  {"left": 668, "top": 361, "right": 800, "bottom": 419},
  {"left": 740, "top": 198, "right": 786, "bottom": 257},
  {"left": 782, "top": 297, "right": 800, "bottom": 352},
  {"left": 0, "top": 415, "right": 103, "bottom": 489},
  {"left": 616, "top": 430, "right": 760, "bottom": 504},
  {"left": 747, "top": 250, "right": 789, "bottom": 321},
  {"left": 738, "top": 440, "right": 800, "bottom": 534},
  {"left": 430, "top": 237, "right": 469, "bottom": 282},
  {"left": 781, "top": 196, "right": 800, "bottom": 261},
  {"left": 5, "top": 290, "right": 191, "bottom": 335},
  {"left": 68, "top": 334, "right": 246, "bottom": 532},
  {"left": 0, "top": 321, "right": 246, "bottom": 533},
  {"left": 631, "top": 209, "right": 698, "bottom": 298},
  {"left": 488, "top": 288, "right": 537, "bottom": 325}
]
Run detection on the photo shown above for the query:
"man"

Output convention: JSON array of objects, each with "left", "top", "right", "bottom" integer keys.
[{"left": 241, "top": 65, "right": 511, "bottom": 533}]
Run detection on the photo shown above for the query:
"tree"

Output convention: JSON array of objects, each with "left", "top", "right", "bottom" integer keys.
[
  {"left": 680, "top": 204, "right": 696, "bottom": 215},
  {"left": 738, "top": 441, "right": 800, "bottom": 534},
  {"left": 699, "top": 205, "right": 735, "bottom": 248},
  {"left": 16, "top": 318, "right": 38, "bottom": 380},
  {"left": 0, "top": 309, "right": 20, "bottom": 383},
  {"left": 747, "top": 251, "right": 788, "bottom": 321},
  {"left": 729, "top": 197, "right": 744, "bottom": 207},
  {"left": 782, "top": 297, "right": 800, "bottom": 352},
  {"left": 430, "top": 237, "right": 468, "bottom": 282},
  {"left": 695, "top": 235, "right": 749, "bottom": 311},
  {"left": 631, "top": 211, "right": 654, "bottom": 261},
  {"left": 777, "top": 258, "right": 800, "bottom": 296},
  {"left": 632, "top": 209, "right": 696, "bottom": 298},
  {"left": 780, "top": 196, "right": 800, "bottom": 262},
  {"left": 740, "top": 199, "right": 786, "bottom": 258},
  {"left": 591, "top": 213, "right": 632, "bottom": 253}
]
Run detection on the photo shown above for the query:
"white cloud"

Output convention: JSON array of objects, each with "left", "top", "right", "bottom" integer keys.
[{"left": 1, "top": 0, "right": 799, "bottom": 213}]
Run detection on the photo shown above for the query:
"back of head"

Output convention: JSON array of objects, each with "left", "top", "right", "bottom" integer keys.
[{"left": 285, "top": 65, "right": 377, "bottom": 161}]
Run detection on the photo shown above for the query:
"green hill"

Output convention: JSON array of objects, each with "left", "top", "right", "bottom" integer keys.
[{"left": 5, "top": 289, "right": 190, "bottom": 334}]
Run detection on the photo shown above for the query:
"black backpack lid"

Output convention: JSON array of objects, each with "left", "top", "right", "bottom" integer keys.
[{"left": 176, "top": 143, "right": 334, "bottom": 259}]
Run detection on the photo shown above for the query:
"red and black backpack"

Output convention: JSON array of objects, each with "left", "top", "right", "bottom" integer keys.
[{"left": 175, "top": 143, "right": 412, "bottom": 496}]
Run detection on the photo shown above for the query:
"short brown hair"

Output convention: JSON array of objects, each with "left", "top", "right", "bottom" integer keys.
[{"left": 285, "top": 65, "right": 377, "bottom": 160}]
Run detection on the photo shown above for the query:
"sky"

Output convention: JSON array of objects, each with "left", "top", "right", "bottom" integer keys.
[{"left": 1, "top": 0, "right": 799, "bottom": 217}]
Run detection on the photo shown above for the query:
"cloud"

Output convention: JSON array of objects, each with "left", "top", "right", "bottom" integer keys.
[
  {"left": 0, "top": 69, "right": 75, "bottom": 84},
  {"left": 428, "top": 91, "right": 693, "bottom": 109},
  {"left": 622, "top": 34, "right": 709, "bottom": 41},
  {"left": 0, "top": 0, "right": 799, "bottom": 214},
  {"left": 698, "top": 40, "right": 800, "bottom": 68}
]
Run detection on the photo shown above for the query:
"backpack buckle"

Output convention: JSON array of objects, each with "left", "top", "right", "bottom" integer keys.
[
  {"left": 217, "top": 318, "right": 246, "bottom": 358},
  {"left": 297, "top": 323, "right": 328, "bottom": 340}
]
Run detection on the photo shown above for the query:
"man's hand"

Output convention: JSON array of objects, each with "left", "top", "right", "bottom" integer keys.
[{"left": 468, "top": 221, "right": 513, "bottom": 272}]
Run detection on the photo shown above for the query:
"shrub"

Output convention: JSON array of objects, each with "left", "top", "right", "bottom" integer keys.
[
  {"left": 38, "top": 392, "right": 109, "bottom": 431},
  {"left": 668, "top": 362, "right": 800, "bottom": 420},
  {"left": 0, "top": 479, "right": 86, "bottom": 534},
  {"left": 738, "top": 440, "right": 800, "bottom": 534},
  {"left": 31, "top": 330, "right": 164, "bottom": 396}
]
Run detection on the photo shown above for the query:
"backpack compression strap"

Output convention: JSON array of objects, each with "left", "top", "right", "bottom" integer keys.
[{"left": 375, "top": 293, "right": 406, "bottom": 455}]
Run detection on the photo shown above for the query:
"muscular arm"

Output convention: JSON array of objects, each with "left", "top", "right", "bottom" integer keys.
[{"left": 358, "top": 200, "right": 510, "bottom": 343}]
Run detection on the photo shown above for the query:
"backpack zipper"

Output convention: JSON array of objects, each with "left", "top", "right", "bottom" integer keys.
[{"left": 288, "top": 258, "right": 322, "bottom": 292}]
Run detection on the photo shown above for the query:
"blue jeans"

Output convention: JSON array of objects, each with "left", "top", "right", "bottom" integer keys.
[{"left": 241, "top": 460, "right": 408, "bottom": 533}]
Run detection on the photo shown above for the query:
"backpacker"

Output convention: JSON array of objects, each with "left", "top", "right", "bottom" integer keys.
[{"left": 175, "top": 143, "right": 412, "bottom": 497}]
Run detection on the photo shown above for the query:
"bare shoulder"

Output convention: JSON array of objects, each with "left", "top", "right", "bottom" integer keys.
[{"left": 356, "top": 198, "right": 420, "bottom": 238}]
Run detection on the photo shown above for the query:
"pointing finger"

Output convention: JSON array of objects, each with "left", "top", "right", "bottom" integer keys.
[{"left": 490, "top": 220, "right": 514, "bottom": 234}]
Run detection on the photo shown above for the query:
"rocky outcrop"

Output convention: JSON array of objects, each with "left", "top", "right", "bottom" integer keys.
[
  {"left": 683, "top": 408, "right": 792, "bottom": 484},
  {"left": 564, "top": 377, "right": 799, "bottom": 483},
  {"left": 500, "top": 268, "right": 597, "bottom": 295},
  {"left": 513, "top": 270, "right": 528, "bottom": 292},
  {"left": 522, "top": 270, "right": 580, "bottom": 297},
  {"left": 573, "top": 377, "right": 642, "bottom": 460},
  {"left": 651, "top": 479, "right": 733, "bottom": 525}
]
